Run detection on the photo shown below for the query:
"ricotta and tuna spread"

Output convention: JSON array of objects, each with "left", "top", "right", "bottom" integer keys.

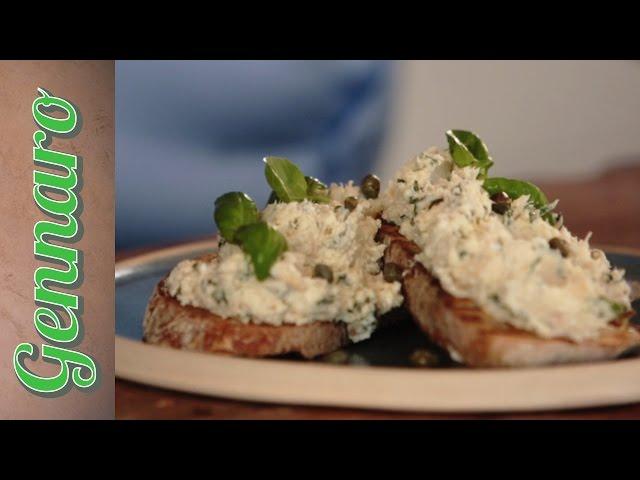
[
  {"left": 382, "top": 147, "right": 631, "bottom": 342},
  {"left": 165, "top": 186, "right": 403, "bottom": 342}
]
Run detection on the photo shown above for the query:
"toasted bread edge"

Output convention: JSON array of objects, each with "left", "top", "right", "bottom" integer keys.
[
  {"left": 143, "top": 272, "right": 350, "bottom": 359},
  {"left": 379, "top": 221, "right": 640, "bottom": 367}
]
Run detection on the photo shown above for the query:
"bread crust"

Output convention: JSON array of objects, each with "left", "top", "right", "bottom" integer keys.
[
  {"left": 379, "top": 221, "right": 640, "bottom": 368},
  {"left": 143, "top": 255, "right": 349, "bottom": 359}
]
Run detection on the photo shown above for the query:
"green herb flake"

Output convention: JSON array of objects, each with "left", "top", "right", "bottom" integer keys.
[{"left": 607, "top": 299, "right": 628, "bottom": 316}]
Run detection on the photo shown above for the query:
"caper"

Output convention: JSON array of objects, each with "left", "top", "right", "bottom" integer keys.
[
  {"left": 383, "top": 262, "right": 403, "bottom": 283},
  {"left": 490, "top": 191, "right": 511, "bottom": 215},
  {"left": 361, "top": 174, "right": 381, "bottom": 199},
  {"left": 344, "top": 196, "right": 358, "bottom": 211},
  {"left": 313, "top": 263, "right": 334, "bottom": 283},
  {"left": 409, "top": 348, "right": 440, "bottom": 367},
  {"left": 549, "top": 237, "right": 570, "bottom": 258}
]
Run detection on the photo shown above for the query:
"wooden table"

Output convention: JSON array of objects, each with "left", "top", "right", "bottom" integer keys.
[{"left": 116, "top": 164, "right": 640, "bottom": 419}]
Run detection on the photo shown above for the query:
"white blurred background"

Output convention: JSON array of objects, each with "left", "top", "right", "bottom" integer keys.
[{"left": 376, "top": 60, "right": 640, "bottom": 181}]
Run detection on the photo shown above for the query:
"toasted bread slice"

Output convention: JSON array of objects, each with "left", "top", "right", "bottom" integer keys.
[
  {"left": 378, "top": 222, "right": 640, "bottom": 367},
  {"left": 143, "top": 279, "right": 349, "bottom": 358},
  {"left": 143, "top": 253, "right": 349, "bottom": 359}
]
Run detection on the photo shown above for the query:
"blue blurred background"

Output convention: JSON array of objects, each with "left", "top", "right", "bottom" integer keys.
[{"left": 116, "top": 60, "right": 393, "bottom": 249}]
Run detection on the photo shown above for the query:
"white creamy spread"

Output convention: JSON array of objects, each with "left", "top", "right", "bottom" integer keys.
[
  {"left": 165, "top": 187, "right": 403, "bottom": 342},
  {"left": 382, "top": 147, "right": 631, "bottom": 342}
]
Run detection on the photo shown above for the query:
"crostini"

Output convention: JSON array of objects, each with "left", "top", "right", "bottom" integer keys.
[
  {"left": 143, "top": 158, "right": 403, "bottom": 358},
  {"left": 378, "top": 131, "right": 639, "bottom": 367}
]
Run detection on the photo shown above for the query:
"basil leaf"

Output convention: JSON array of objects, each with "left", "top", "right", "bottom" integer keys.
[
  {"left": 214, "top": 192, "right": 259, "bottom": 242},
  {"left": 268, "top": 177, "right": 330, "bottom": 204},
  {"left": 483, "top": 177, "right": 548, "bottom": 209},
  {"left": 234, "top": 221, "right": 287, "bottom": 280},
  {"left": 264, "top": 156, "right": 308, "bottom": 202},
  {"left": 446, "top": 129, "right": 494, "bottom": 178},
  {"left": 483, "top": 177, "right": 559, "bottom": 223},
  {"left": 305, "top": 176, "right": 330, "bottom": 203}
]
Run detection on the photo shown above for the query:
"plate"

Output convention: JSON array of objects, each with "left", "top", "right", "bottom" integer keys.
[{"left": 116, "top": 240, "right": 640, "bottom": 412}]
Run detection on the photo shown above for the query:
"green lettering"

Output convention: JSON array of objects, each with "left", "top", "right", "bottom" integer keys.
[
  {"left": 14, "top": 343, "right": 96, "bottom": 393},
  {"left": 34, "top": 306, "right": 79, "bottom": 343},
  {"left": 14, "top": 87, "right": 98, "bottom": 397},
  {"left": 34, "top": 264, "right": 79, "bottom": 310},
  {"left": 32, "top": 88, "right": 78, "bottom": 134}
]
